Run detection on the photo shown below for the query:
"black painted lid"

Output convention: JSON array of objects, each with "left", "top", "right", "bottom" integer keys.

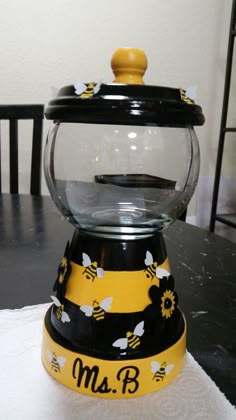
[{"left": 45, "top": 48, "right": 205, "bottom": 127}]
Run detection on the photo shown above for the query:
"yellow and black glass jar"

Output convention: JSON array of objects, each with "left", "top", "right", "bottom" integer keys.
[{"left": 41, "top": 48, "right": 204, "bottom": 398}]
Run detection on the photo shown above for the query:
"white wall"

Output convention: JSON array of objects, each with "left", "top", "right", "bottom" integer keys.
[{"left": 0, "top": 0, "right": 234, "bottom": 219}]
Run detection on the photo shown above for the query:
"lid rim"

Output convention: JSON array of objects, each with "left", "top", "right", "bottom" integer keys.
[{"left": 46, "top": 83, "right": 205, "bottom": 126}]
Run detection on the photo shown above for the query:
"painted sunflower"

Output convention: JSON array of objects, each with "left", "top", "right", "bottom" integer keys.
[
  {"left": 144, "top": 275, "right": 178, "bottom": 321},
  {"left": 161, "top": 289, "right": 176, "bottom": 319}
]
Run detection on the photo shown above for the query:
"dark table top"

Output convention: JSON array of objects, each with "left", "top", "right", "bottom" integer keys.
[{"left": 0, "top": 194, "right": 235, "bottom": 405}]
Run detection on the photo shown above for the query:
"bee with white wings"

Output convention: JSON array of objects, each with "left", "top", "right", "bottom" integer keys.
[
  {"left": 74, "top": 80, "right": 102, "bottom": 99},
  {"left": 80, "top": 297, "right": 112, "bottom": 321},
  {"left": 151, "top": 361, "right": 174, "bottom": 382},
  {"left": 51, "top": 295, "right": 70, "bottom": 323},
  {"left": 47, "top": 351, "right": 66, "bottom": 373},
  {"left": 112, "top": 321, "right": 144, "bottom": 351},
  {"left": 53, "top": 241, "right": 72, "bottom": 301},
  {"left": 82, "top": 252, "right": 104, "bottom": 282},
  {"left": 144, "top": 250, "right": 170, "bottom": 281}
]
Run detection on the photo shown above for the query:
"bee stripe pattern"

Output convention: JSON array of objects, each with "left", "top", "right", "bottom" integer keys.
[
  {"left": 180, "top": 89, "right": 193, "bottom": 105},
  {"left": 93, "top": 306, "right": 105, "bottom": 321},
  {"left": 80, "top": 83, "right": 95, "bottom": 99},
  {"left": 55, "top": 305, "right": 63, "bottom": 320},
  {"left": 83, "top": 264, "right": 97, "bottom": 281},
  {"left": 51, "top": 355, "right": 61, "bottom": 373},
  {"left": 127, "top": 334, "right": 141, "bottom": 349},
  {"left": 153, "top": 366, "right": 166, "bottom": 382},
  {"left": 145, "top": 263, "right": 158, "bottom": 280}
]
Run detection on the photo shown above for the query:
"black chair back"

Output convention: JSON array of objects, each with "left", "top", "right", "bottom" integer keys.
[{"left": 0, "top": 104, "right": 44, "bottom": 195}]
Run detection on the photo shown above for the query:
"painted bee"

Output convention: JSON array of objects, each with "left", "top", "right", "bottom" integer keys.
[
  {"left": 144, "top": 251, "right": 159, "bottom": 280},
  {"left": 156, "top": 267, "right": 171, "bottom": 279},
  {"left": 80, "top": 297, "right": 112, "bottom": 321},
  {"left": 53, "top": 241, "right": 72, "bottom": 301},
  {"left": 82, "top": 253, "right": 104, "bottom": 282},
  {"left": 144, "top": 251, "right": 170, "bottom": 280},
  {"left": 180, "top": 88, "right": 194, "bottom": 105},
  {"left": 112, "top": 321, "right": 144, "bottom": 351},
  {"left": 151, "top": 361, "right": 174, "bottom": 382},
  {"left": 51, "top": 295, "right": 70, "bottom": 323},
  {"left": 47, "top": 351, "right": 66, "bottom": 373},
  {"left": 185, "top": 86, "right": 197, "bottom": 101},
  {"left": 74, "top": 80, "right": 102, "bottom": 99}
]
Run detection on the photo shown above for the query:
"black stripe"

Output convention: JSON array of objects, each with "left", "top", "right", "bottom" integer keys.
[
  {"left": 47, "top": 300, "right": 184, "bottom": 360},
  {"left": 70, "top": 231, "right": 167, "bottom": 271}
]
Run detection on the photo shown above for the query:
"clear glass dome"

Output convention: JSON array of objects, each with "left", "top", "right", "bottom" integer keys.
[{"left": 44, "top": 123, "right": 200, "bottom": 237}]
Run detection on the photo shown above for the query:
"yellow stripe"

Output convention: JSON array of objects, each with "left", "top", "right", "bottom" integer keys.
[{"left": 65, "top": 258, "right": 170, "bottom": 313}]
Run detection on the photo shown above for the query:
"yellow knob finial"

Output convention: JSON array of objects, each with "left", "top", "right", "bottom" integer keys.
[{"left": 111, "top": 47, "right": 148, "bottom": 85}]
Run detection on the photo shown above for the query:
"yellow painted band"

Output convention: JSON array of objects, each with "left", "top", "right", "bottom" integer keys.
[
  {"left": 65, "top": 259, "right": 170, "bottom": 313},
  {"left": 42, "top": 318, "right": 186, "bottom": 399}
]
